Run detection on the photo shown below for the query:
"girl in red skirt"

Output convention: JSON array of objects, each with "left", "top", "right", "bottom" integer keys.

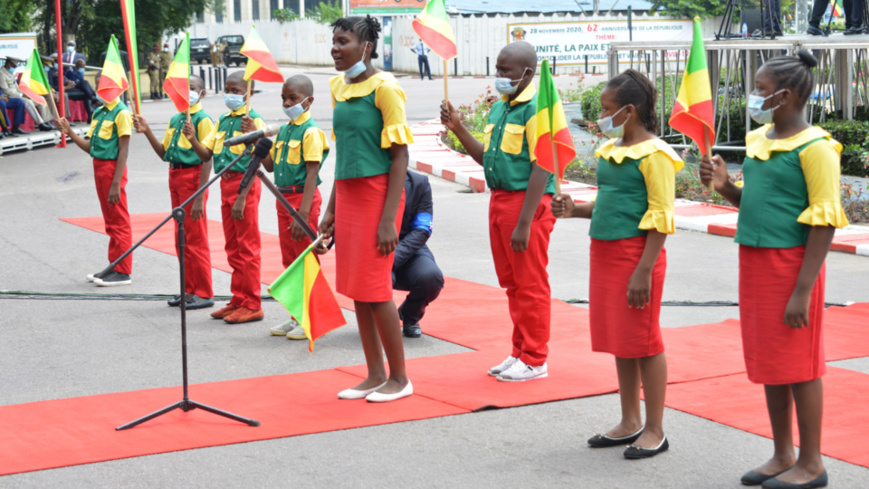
[
  {"left": 552, "top": 70, "right": 682, "bottom": 459},
  {"left": 318, "top": 15, "right": 413, "bottom": 403},
  {"left": 701, "top": 51, "right": 847, "bottom": 488}
]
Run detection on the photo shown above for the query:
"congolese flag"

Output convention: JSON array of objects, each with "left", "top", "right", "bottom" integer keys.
[
  {"left": 97, "top": 35, "right": 130, "bottom": 103},
  {"left": 669, "top": 17, "right": 715, "bottom": 156},
  {"left": 240, "top": 26, "right": 284, "bottom": 83},
  {"left": 17, "top": 49, "right": 50, "bottom": 106},
  {"left": 119, "top": 0, "right": 141, "bottom": 114},
  {"left": 412, "top": 0, "right": 457, "bottom": 60},
  {"left": 163, "top": 33, "right": 191, "bottom": 113},
  {"left": 268, "top": 244, "right": 346, "bottom": 352},
  {"left": 534, "top": 59, "right": 575, "bottom": 180}
]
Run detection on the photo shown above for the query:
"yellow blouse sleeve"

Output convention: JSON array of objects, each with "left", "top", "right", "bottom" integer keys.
[
  {"left": 86, "top": 118, "right": 98, "bottom": 138},
  {"left": 197, "top": 117, "right": 215, "bottom": 143},
  {"left": 253, "top": 116, "right": 266, "bottom": 131},
  {"left": 161, "top": 127, "right": 173, "bottom": 152},
  {"left": 115, "top": 110, "right": 133, "bottom": 138},
  {"left": 797, "top": 140, "right": 849, "bottom": 228},
  {"left": 637, "top": 151, "right": 678, "bottom": 234},
  {"left": 525, "top": 114, "right": 538, "bottom": 162},
  {"left": 302, "top": 127, "right": 327, "bottom": 163},
  {"left": 201, "top": 122, "right": 219, "bottom": 151},
  {"left": 374, "top": 81, "right": 414, "bottom": 148}
]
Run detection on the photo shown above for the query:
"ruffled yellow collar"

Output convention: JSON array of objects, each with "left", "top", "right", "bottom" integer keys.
[
  {"left": 502, "top": 83, "right": 536, "bottom": 106},
  {"left": 596, "top": 138, "right": 684, "bottom": 171},
  {"left": 746, "top": 125, "right": 837, "bottom": 160},
  {"left": 330, "top": 71, "right": 398, "bottom": 102}
]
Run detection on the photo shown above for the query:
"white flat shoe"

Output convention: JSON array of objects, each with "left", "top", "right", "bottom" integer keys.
[
  {"left": 338, "top": 382, "right": 387, "bottom": 400},
  {"left": 365, "top": 381, "right": 413, "bottom": 403}
]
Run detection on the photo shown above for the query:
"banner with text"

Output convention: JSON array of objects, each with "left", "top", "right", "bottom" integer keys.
[
  {"left": 0, "top": 33, "right": 38, "bottom": 64},
  {"left": 507, "top": 20, "right": 692, "bottom": 66},
  {"left": 351, "top": 0, "right": 425, "bottom": 15}
]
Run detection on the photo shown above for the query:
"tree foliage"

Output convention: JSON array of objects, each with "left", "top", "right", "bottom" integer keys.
[
  {"left": 0, "top": 0, "right": 37, "bottom": 32},
  {"left": 306, "top": 1, "right": 343, "bottom": 25},
  {"left": 34, "top": 0, "right": 209, "bottom": 65},
  {"left": 649, "top": 0, "right": 726, "bottom": 19}
]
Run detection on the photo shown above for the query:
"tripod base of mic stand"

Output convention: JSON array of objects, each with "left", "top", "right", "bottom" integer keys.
[{"left": 116, "top": 398, "right": 260, "bottom": 430}]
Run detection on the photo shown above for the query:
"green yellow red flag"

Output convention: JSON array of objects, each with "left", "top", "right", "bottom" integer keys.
[
  {"left": 97, "top": 35, "right": 130, "bottom": 103},
  {"left": 240, "top": 26, "right": 284, "bottom": 83},
  {"left": 17, "top": 49, "right": 51, "bottom": 106},
  {"left": 412, "top": 0, "right": 457, "bottom": 60},
  {"left": 669, "top": 18, "right": 715, "bottom": 156},
  {"left": 119, "top": 0, "right": 141, "bottom": 114},
  {"left": 534, "top": 59, "right": 576, "bottom": 180},
  {"left": 268, "top": 244, "right": 346, "bottom": 352},
  {"left": 163, "top": 33, "right": 191, "bottom": 113}
]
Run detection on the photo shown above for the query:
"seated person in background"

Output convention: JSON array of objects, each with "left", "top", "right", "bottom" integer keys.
[
  {"left": 62, "top": 59, "right": 96, "bottom": 122},
  {"left": 0, "top": 56, "right": 54, "bottom": 131},
  {"left": 392, "top": 171, "right": 444, "bottom": 338},
  {"left": 1, "top": 87, "right": 34, "bottom": 135}
]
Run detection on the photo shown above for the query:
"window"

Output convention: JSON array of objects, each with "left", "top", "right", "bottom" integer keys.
[
  {"left": 252, "top": 0, "right": 260, "bottom": 20},
  {"left": 234, "top": 0, "right": 241, "bottom": 21},
  {"left": 271, "top": 0, "right": 280, "bottom": 18}
]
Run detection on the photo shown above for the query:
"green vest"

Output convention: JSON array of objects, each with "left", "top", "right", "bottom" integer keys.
[
  {"left": 589, "top": 155, "right": 649, "bottom": 241},
  {"left": 213, "top": 109, "right": 263, "bottom": 173},
  {"left": 332, "top": 92, "right": 392, "bottom": 180},
  {"left": 89, "top": 101, "right": 130, "bottom": 160},
  {"left": 164, "top": 108, "right": 211, "bottom": 165},
  {"left": 482, "top": 95, "right": 555, "bottom": 194},
  {"left": 273, "top": 118, "right": 328, "bottom": 187},
  {"left": 735, "top": 139, "right": 824, "bottom": 248}
]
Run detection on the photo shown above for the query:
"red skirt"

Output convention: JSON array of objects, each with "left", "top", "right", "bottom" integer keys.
[
  {"left": 334, "top": 174, "right": 405, "bottom": 302},
  {"left": 589, "top": 236, "right": 666, "bottom": 358},
  {"left": 739, "top": 245, "right": 826, "bottom": 385}
]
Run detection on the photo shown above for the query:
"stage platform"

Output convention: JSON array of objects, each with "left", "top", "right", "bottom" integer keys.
[{"left": 0, "top": 126, "right": 88, "bottom": 157}]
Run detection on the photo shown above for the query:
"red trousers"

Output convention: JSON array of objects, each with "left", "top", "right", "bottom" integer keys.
[
  {"left": 488, "top": 190, "right": 556, "bottom": 367},
  {"left": 277, "top": 189, "right": 322, "bottom": 268},
  {"left": 93, "top": 158, "right": 132, "bottom": 274},
  {"left": 220, "top": 173, "right": 262, "bottom": 310},
  {"left": 169, "top": 166, "right": 213, "bottom": 298}
]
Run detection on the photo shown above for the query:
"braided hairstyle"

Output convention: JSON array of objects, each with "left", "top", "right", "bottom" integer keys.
[
  {"left": 760, "top": 50, "right": 818, "bottom": 107},
  {"left": 605, "top": 69, "right": 658, "bottom": 133},
  {"left": 331, "top": 15, "right": 381, "bottom": 60}
]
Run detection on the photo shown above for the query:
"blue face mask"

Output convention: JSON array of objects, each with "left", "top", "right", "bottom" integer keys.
[
  {"left": 596, "top": 106, "right": 628, "bottom": 139},
  {"left": 747, "top": 89, "right": 785, "bottom": 125},
  {"left": 44, "top": 66, "right": 50, "bottom": 73},
  {"left": 7, "top": 67, "right": 14, "bottom": 74},
  {"left": 494, "top": 68, "right": 530, "bottom": 95},
  {"left": 283, "top": 98, "right": 310, "bottom": 122},
  {"left": 344, "top": 43, "right": 369, "bottom": 79},
  {"left": 189, "top": 89, "right": 201, "bottom": 106},
  {"left": 67, "top": 46, "right": 74, "bottom": 54},
  {"left": 78, "top": 68, "right": 85, "bottom": 75},
  {"left": 224, "top": 93, "right": 245, "bottom": 111}
]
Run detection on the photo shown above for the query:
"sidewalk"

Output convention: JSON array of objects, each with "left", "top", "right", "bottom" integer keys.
[{"left": 409, "top": 120, "right": 869, "bottom": 256}]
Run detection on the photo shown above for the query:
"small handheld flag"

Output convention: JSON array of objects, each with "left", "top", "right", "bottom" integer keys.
[
  {"left": 669, "top": 17, "right": 715, "bottom": 157},
  {"left": 412, "top": 0, "right": 457, "bottom": 61},
  {"left": 268, "top": 243, "right": 346, "bottom": 352},
  {"left": 163, "top": 33, "right": 191, "bottom": 113},
  {"left": 534, "top": 58, "right": 576, "bottom": 189},
  {"left": 17, "top": 49, "right": 51, "bottom": 106},
  {"left": 119, "top": 0, "right": 142, "bottom": 114},
  {"left": 97, "top": 35, "right": 130, "bottom": 104},
  {"left": 240, "top": 26, "right": 284, "bottom": 83}
]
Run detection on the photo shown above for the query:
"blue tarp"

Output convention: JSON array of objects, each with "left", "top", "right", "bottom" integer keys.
[{"left": 446, "top": 0, "right": 657, "bottom": 14}]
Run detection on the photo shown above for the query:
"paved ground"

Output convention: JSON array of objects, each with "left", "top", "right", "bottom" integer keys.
[{"left": 2, "top": 66, "right": 868, "bottom": 488}]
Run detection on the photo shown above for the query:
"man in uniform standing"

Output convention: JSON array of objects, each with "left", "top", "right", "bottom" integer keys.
[
  {"left": 159, "top": 43, "right": 172, "bottom": 99},
  {"left": 147, "top": 45, "right": 161, "bottom": 100}
]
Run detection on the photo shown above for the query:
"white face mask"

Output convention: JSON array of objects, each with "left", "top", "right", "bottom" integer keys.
[
  {"left": 283, "top": 97, "right": 311, "bottom": 122},
  {"left": 189, "top": 89, "right": 202, "bottom": 105},
  {"left": 596, "top": 106, "right": 629, "bottom": 139},
  {"left": 494, "top": 68, "right": 530, "bottom": 95},
  {"left": 67, "top": 46, "right": 75, "bottom": 54},
  {"left": 747, "top": 89, "right": 786, "bottom": 125},
  {"left": 344, "top": 42, "right": 370, "bottom": 79}
]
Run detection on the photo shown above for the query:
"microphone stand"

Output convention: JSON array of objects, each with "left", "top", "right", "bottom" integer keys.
[{"left": 116, "top": 143, "right": 259, "bottom": 430}]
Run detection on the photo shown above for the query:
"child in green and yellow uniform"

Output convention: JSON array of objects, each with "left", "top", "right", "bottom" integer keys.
[
  {"left": 701, "top": 51, "right": 847, "bottom": 489},
  {"left": 200, "top": 71, "right": 267, "bottom": 324},
  {"left": 263, "top": 75, "right": 330, "bottom": 340},
  {"left": 134, "top": 75, "right": 215, "bottom": 310},
  {"left": 58, "top": 95, "right": 134, "bottom": 287}
]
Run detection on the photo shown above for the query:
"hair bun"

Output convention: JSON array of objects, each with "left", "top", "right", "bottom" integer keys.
[
  {"left": 364, "top": 14, "right": 382, "bottom": 34},
  {"left": 797, "top": 49, "right": 818, "bottom": 69}
]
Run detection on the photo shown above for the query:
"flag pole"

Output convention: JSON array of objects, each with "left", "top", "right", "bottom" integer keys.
[
  {"left": 705, "top": 132, "right": 714, "bottom": 193},
  {"left": 54, "top": 0, "right": 66, "bottom": 147},
  {"left": 245, "top": 79, "right": 251, "bottom": 117},
  {"left": 48, "top": 91, "right": 61, "bottom": 123},
  {"left": 551, "top": 138, "right": 561, "bottom": 195},
  {"left": 443, "top": 59, "right": 449, "bottom": 104}
]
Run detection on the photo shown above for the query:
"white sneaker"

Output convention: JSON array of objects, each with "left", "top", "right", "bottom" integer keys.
[
  {"left": 270, "top": 319, "right": 298, "bottom": 336},
  {"left": 497, "top": 360, "right": 548, "bottom": 382},
  {"left": 487, "top": 356, "right": 519, "bottom": 377},
  {"left": 286, "top": 325, "right": 307, "bottom": 340}
]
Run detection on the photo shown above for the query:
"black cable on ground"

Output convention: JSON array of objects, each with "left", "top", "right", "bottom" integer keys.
[{"left": 0, "top": 290, "right": 277, "bottom": 302}]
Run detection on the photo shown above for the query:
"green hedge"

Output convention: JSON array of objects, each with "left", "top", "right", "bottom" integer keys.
[{"left": 818, "top": 120, "right": 869, "bottom": 177}]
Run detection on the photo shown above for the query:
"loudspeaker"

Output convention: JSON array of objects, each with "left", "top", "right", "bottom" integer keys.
[{"left": 741, "top": 9, "right": 763, "bottom": 33}]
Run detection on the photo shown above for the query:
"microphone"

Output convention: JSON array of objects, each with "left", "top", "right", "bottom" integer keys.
[
  {"left": 223, "top": 124, "right": 282, "bottom": 147},
  {"left": 238, "top": 138, "right": 274, "bottom": 195}
]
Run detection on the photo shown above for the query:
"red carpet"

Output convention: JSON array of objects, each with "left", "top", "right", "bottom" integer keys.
[
  {"left": 666, "top": 366, "right": 869, "bottom": 469},
  {"left": 1, "top": 214, "right": 864, "bottom": 474}
]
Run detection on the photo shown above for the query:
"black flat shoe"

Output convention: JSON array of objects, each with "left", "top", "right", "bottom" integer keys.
[
  {"left": 403, "top": 322, "right": 421, "bottom": 338},
  {"left": 587, "top": 428, "right": 643, "bottom": 448},
  {"left": 624, "top": 437, "right": 668, "bottom": 459},
  {"left": 742, "top": 469, "right": 788, "bottom": 486},
  {"left": 185, "top": 295, "right": 214, "bottom": 310},
  {"left": 167, "top": 294, "right": 183, "bottom": 307},
  {"left": 761, "top": 471, "right": 827, "bottom": 489},
  {"left": 11, "top": 127, "right": 29, "bottom": 135}
]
